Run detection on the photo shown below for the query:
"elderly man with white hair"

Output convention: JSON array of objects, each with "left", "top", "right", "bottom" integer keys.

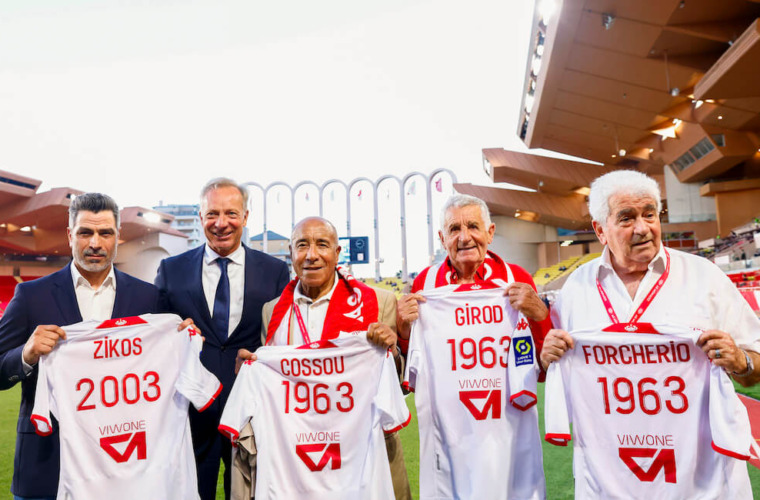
[
  {"left": 541, "top": 169, "right": 760, "bottom": 382},
  {"left": 540, "top": 169, "right": 760, "bottom": 499},
  {"left": 396, "top": 193, "right": 550, "bottom": 500},
  {"left": 398, "top": 193, "right": 551, "bottom": 352}
]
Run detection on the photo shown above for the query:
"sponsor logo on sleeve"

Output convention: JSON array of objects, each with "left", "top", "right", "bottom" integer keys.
[{"left": 513, "top": 337, "right": 534, "bottom": 366}]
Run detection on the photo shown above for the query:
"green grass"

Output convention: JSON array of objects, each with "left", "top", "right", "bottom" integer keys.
[
  {"left": 736, "top": 379, "right": 760, "bottom": 400},
  {"left": 2, "top": 384, "right": 759, "bottom": 499},
  {"left": 1, "top": 385, "right": 20, "bottom": 498},
  {"left": 399, "top": 394, "right": 420, "bottom": 495}
]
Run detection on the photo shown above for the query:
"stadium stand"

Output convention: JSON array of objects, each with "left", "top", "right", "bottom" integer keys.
[
  {"left": 363, "top": 277, "right": 405, "bottom": 299},
  {"left": 533, "top": 253, "right": 601, "bottom": 290},
  {"left": 0, "top": 276, "right": 40, "bottom": 319}
]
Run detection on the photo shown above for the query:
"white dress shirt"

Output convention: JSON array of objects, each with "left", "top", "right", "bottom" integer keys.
[
  {"left": 71, "top": 264, "right": 117, "bottom": 322},
  {"left": 288, "top": 272, "right": 340, "bottom": 344},
  {"left": 23, "top": 264, "right": 117, "bottom": 372},
  {"left": 203, "top": 244, "right": 245, "bottom": 338},
  {"left": 552, "top": 245, "right": 760, "bottom": 352}
]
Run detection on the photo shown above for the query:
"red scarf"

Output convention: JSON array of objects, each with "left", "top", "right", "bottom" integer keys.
[
  {"left": 425, "top": 250, "right": 514, "bottom": 289},
  {"left": 265, "top": 268, "right": 379, "bottom": 345}
]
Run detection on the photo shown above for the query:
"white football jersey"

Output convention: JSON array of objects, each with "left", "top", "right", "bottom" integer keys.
[
  {"left": 545, "top": 324, "right": 755, "bottom": 499},
  {"left": 31, "top": 314, "right": 222, "bottom": 500},
  {"left": 404, "top": 284, "right": 546, "bottom": 500},
  {"left": 219, "top": 331, "right": 410, "bottom": 500}
]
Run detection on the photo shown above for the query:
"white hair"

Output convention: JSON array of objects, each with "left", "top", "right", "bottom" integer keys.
[
  {"left": 200, "top": 177, "right": 249, "bottom": 208},
  {"left": 440, "top": 194, "right": 492, "bottom": 233},
  {"left": 588, "top": 170, "right": 661, "bottom": 227}
]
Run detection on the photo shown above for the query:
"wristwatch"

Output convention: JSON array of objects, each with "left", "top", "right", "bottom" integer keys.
[{"left": 733, "top": 350, "right": 754, "bottom": 377}]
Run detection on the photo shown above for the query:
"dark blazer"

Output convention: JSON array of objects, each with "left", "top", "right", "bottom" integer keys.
[
  {"left": 155, "top": 244, "right": 289, "bottom": 399},
  {"left": 0, "top": 264, "right": 160, "bottom": 498}
]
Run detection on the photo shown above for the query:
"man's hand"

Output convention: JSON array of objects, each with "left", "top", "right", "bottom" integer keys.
[
  {"left": 540, "top": 329, "right": 574, "bottom": 371},
  {"left": 178, "top": 318, "right": 204, "bottom": 342},
  {"left": 396, "top": 293, "right": 426, "bottom": 339},
  {"left": 504, "top": 283, "right": 548, "bottom": 322},
  {"left": 235, "top": 348, "right": 257, "bottom": 374},
  {"left": 697, "top": 329, "right": 747, "bottom": 373},
  {"left": 367, "top": 322, "right": 397, "bottom": 350},
  {"left": 22, "top": 325, "right": 66, "bottom": 366}
]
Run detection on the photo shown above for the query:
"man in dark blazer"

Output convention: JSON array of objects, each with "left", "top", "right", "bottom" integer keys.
[
  {"left": 155, "top": 178, "right": 289, "bottom": 500},
  {"left": 0, "top": 193, "right": 161, "bottom": 500}
]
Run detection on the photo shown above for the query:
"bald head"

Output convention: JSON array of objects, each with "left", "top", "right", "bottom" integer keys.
[
  {"left": 291, "top": 217, "right": 339, "bottom": 245},
  {"left": 290, "top": 217, "right": 342, "bottom": 300}
]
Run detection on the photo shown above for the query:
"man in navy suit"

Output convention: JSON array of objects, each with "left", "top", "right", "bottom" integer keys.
[
  {"left": 0, "top": 193, "right": 163, "bottom": 500},
  {"left": 155, "top": 178, "right": 289, "bottom": 500}
]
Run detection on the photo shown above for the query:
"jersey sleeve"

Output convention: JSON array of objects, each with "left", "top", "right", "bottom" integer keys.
[
  {"left": 544, "top": 361, "right": 572, "bottom": 446},
  {"left": 376, "top": 351, "right": 412, "bottom": 433},
  {"left": 30, "top": 354, "right": 54, "bottom": 436},
  {"left": 509, "top": 263, "right": 550, "bottom": 361},
  {"left": 402, "top": 319, "right": 423, "bottom": 392},
  {"left": 176, "top": 327, "right": 222, "bottom": 413},
  {"left": 708, "top": 364, "right": 756, "bottom": 460},
  {"left": 508, "top": 311, "right": 538, "bottom": 411},
  {"left": 219, "top": 362, "right": 258, "bottom": 445},
  {"left": 710, "top": 270, "right": 760, "bottom": 354}
]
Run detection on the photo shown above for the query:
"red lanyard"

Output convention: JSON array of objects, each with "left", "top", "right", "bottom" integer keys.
[
  {"left": 288, "top": 302, "right": 312, "bottom": 345},
  {"left": 596, "top": 249, "right": 670, "bottom": 324}
]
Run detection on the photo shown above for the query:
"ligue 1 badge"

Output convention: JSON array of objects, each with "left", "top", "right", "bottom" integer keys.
[{"left": 514, "top": 337, "right": 534, "bottom": 366}]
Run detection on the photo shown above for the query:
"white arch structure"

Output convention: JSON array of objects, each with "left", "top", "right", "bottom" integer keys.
[{"left": 243, "top": 169, "right": 457, "bottom": 280}]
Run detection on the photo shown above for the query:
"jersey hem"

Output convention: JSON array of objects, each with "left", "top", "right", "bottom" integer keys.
[
  {"left": 509, "top": 390, "right": 537, "bottom": 411},
  {"left": 198, "top": 383, "right": 223, "bottom": 412},
  {"left": 30, "top": 414, "right": 53, "bottom": 436},
  {"left": 383, "top": 411, "right": 412, "bottom": 434},
  {"left": 545, "top": 433, "right": 571, "bottom": 446},
  {"left": 218, "top": 424, "right": 240, "bottom": 446},
  {"left": 711, "top": 441, "right": 750, "bottom": 460}
]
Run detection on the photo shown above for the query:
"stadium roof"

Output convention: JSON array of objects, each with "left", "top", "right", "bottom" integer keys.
[
  {"left": 519, "top": 0, "right": 760, "bottom": 174},
  {"left": 455, "top": 149, "right": 616, "bottom": 230},
  {"left": 460, "top": 0, "right": 760, "bottom": 234},
  {"left": 0, "top": 169, "right": 185, "bottom": 256}
]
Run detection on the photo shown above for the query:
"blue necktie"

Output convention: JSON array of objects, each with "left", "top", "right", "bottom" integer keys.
[{"left": 212, "top": 258, "right": 230, "bottom": 340}]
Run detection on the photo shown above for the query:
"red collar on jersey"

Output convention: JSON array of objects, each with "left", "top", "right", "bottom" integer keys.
[
  {"left": 602, "top": 322, "right": 660, "bottom": 334},
  {"left": 435, "top": 250, "right": 510, "bottom": 287}
]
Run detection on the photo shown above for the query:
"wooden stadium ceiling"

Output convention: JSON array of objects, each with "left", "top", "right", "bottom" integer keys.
[
  {"left": 0, "top": 169, "right": 185, "bottom": 256},
  {"left": 519, "top": 0, "right": 760, "bottom": 176}
]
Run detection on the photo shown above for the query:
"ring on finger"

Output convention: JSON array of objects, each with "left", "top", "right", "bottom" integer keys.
[{"left": 715, "top": 349, "right": 721, "bottom": 359}]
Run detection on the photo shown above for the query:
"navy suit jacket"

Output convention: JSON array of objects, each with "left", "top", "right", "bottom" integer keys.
[
  {"left": 0, "top": 264, "right": 160, "bottom": 498},
  {"left": 155, "top": 244, "right": 289, "bottom": 410}
]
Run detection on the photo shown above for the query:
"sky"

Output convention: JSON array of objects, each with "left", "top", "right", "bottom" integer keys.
[{"left": 0, "top": 0, "right": 545, "bottom": 277}]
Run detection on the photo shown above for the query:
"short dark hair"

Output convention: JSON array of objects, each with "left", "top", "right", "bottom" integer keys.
[{"left": 68, "top": 193, "right": 120, "bottom": 227}]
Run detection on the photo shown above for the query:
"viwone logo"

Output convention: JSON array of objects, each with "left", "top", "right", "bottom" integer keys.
[
  {"left": 100, "top": 431, "right": 147, "bottom": 463},
  {"left": 296, "top": 443, "right": 342, "bottom": 471},
  {"left": 619, "top": 447, "right": 677, "bottom": 483},
  {"left": 459, "top": 390, "right": 502, "bottom": 420}
]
